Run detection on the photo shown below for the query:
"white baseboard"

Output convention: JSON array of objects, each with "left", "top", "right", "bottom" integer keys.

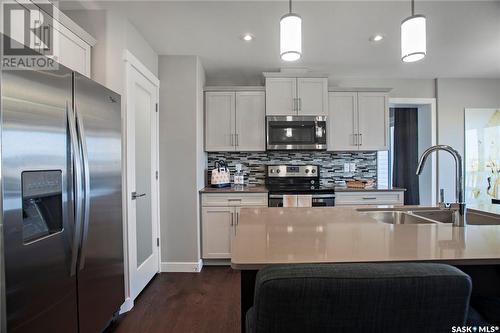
[
  {"left": 161, "top": 259, "right": 203, "bottom": 273},
  {"left": 119, "top": 297, "right": 134, "bottom": 314},
  {"left": 202, "top": 259, "right": 231, "bottom": 266}
]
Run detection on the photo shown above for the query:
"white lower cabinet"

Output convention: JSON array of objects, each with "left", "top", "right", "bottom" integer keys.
[
  {"left": 201, "top": 193, "right": 267, "bottom": 259},
  {"left": 201, "top": 207, "right": 234, "bottom": 259},
  {"left": 335, "top": 191, "right": 405, "bottom": 206}
]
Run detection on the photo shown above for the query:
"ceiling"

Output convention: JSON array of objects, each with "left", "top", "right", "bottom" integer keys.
[{"left": 64, "top": 1, "right": 500, "bottom": 84}]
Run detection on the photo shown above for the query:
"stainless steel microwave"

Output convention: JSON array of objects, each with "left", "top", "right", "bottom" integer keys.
[{"left": 266, "top": 116, "right": 327, "bottom": 150}]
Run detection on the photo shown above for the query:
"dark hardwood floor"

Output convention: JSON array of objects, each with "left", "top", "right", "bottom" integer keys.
[{"left": 108, "top": 266, "right": 241, "bottom": 333}]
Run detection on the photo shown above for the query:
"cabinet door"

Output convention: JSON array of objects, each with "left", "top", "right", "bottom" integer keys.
[
  {"left": 205, "top": 92, "right": 236, "bottom": 151},
  {"left": 202, "top": 207, "right": 234, "bottom": 259},
  {"left": 235, "top": 91, "right": 266, "bottom": 151},
  {"left": 48, "top": 21, "right": 92, "bottom": 77},
  {"left": 327, "top": 92, "right": 358, "bottom": 151},
  {"left": 297, "top": 78, "right": 328, "bottom": 116},
  {"left": 357, "top": 92, "right": 388, "bottom": 150},
  {"left": 265, "top": 78, "right": 297, "bottom": 115}
]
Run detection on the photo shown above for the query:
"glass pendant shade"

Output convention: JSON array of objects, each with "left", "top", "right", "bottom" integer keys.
[
  {"left": 401, "top": 15, "right": 426, "bottom": 62},
  {"left": 280, "top": 13, "right": 302, "bottom": 61}
]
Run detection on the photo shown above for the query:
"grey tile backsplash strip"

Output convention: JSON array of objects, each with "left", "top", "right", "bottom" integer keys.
[{"left": 207, "top": 151, "right": 378, "bottom": 186}]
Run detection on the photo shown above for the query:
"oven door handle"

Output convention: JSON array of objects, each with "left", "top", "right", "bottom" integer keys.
[
  {"left": 270, "top": 194, "right": 335, "bottom": 199},
  {"left": 311, "top": 194, "right": 336, "bottom": 199}
]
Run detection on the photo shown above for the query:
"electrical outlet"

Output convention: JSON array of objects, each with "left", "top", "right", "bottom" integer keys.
[
  {"left": 349, "top": 163, "right": 356, "bottom": 172},
  {"left": 344, "top": 163, "right": 350, "bottom": 172}
]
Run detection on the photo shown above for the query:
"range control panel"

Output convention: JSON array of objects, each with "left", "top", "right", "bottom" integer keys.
[{"left": 267, "top": 165, "right": 319, "bottom": 178}]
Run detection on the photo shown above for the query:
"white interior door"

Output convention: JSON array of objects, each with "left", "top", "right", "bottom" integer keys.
[{"left": 126, "top": 55, "right": 160, "bottom": 302}]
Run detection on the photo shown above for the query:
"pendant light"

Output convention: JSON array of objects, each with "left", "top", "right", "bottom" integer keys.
[
  {"left": 401, "top": 0, "right": 426, "bottom": 62},
  {"left": 280, "top": 0, "right": 302, "bottom": 61}
]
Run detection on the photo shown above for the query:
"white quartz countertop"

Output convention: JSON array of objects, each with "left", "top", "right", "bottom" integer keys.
[{"left": 231, "top": 207, "right": 500, "bottom": 270}]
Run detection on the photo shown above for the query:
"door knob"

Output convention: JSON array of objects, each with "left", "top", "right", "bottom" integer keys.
[{"left": 132, "top": 191, "right": 147, "bottom": 200}]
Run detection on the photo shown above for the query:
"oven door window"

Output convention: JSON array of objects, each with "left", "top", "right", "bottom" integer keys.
[{"left": 268, "top": 121, "right": 316, "bottom": 145}]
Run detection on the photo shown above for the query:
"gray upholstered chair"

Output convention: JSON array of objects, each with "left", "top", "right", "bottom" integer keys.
[{"left": 246, "top": 263, "right": 472, "bottom": 333}]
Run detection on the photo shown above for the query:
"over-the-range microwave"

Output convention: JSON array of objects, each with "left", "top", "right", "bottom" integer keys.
[{"left": 266, "top": 115, "right": 327, "bottom": 151}]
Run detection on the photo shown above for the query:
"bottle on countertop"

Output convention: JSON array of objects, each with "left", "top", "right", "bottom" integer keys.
[{"left": 234, "top": 164, "right": 245, "bottom": 186}]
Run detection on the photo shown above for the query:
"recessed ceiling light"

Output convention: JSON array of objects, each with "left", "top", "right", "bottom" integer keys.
[
  {"left": 370, "top": 34, "right": 384, "bottom": 42},
  {"left": 241, "top": 33, "right": 254, "bottom": 42}
]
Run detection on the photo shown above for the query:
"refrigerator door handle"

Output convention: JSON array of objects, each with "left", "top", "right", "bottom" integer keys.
[
  {"left": 75, "top": 107, "right": 91, "bottom": 271},
  {"left": 68, "top": 102, "right": 84, "bottom": 277}
]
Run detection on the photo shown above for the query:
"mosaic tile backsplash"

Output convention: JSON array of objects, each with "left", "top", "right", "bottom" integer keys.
[{"left": 207, "top": 152, "right": 378, "bottom": 186}]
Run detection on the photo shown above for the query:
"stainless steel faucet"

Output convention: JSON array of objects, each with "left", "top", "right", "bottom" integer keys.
[{"left": 416, "top": 145, "right": 466, "bottom": 227}]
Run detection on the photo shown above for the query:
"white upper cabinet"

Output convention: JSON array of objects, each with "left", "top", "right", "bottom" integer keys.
[
  {"left": 265, "top": 78, "right": 297, "bottom": 115},
  {"left": 328, "top": 92, "right": 358, "bottom": 151},
  {"left": 4, "top": 1, "right": 94, "bottom": 77},
  {"left": 357, "top": 92, "right": 389, "bottom": 150},
  {"left": 205, "top": 92, "right": 236, "bottom": 151},
  {"left": 265, "top": 76, "right": 328, "bottom": 116},
  {"left": 296, "top": 78, "right": 328, "bottom": 116},
  {"left": 205, "top": 90, "right": 266, "bottom": 152},
  {"left": 235, "top": 92, "right": 266, "bottom": 151},
  {"left": 49, "top": 21, "right": 92, "bottom": 77},
  {"left": 328, "top": 91, "right": 388, "bottom": 151}
]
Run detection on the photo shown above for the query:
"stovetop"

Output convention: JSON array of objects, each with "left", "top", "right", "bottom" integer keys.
[{"left": 265, "top": 164, "right": 335, "bottom": 194}]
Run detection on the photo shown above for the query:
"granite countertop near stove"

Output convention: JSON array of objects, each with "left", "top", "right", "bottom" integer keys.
[
  {"left": 334, "top": 186, "right": 406, "bottom": 192},
  {"left": 200, "top": 185, "right": 268, "bottom": 193}
]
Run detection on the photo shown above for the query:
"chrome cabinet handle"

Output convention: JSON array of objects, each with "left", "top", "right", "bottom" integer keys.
[
  {"left": 352, "top": 134, "right": 358, "bottom": 146},
  {"left": 236, "top": 133, "right": 239, "bottom": 146},
  {"left": 298, "top": 98, "right": 302, "bottom": 111},
  {"left": 75, "top": 107, "right": 91, "bottom": 271},
  {"left": 359, "top": 133, "right": 363, "bottom": 146},
  {"left": 362, "top": 197, "right": 377, "bottom": 200},
  {"left": 230, "top": 211, "right": 234, "bottom": 226},
  {"left": 132, "top": 192, "right": 147, "bottom": 200},
  {"left": 67, "top": 102, "right": 83, "bottom": 277}
]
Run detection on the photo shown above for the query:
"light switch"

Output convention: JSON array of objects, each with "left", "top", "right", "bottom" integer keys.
[{"left": 349, "top": 163, "right": 356, "bottom": 172}]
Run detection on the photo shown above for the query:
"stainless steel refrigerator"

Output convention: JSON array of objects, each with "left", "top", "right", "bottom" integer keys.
[{"left": 0, "top": 61, "right": 124, "bottom": 332}]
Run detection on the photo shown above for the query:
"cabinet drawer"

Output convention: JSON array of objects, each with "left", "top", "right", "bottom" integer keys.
[
  {"left": 201, "top": 193, "right": 268, "bottom": 207},
  {"left": 335, "top": 191, "right": 404, "bottom": 206}
]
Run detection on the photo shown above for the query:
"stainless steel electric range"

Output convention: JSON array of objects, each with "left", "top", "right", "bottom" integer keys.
[{"left": 266, "top": 165, "right": 336, "bottom": 207}]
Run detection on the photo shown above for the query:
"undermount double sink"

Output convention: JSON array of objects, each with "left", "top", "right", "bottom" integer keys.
[{"left": 357, "top": 208, "right": 500, "bottom": 226}]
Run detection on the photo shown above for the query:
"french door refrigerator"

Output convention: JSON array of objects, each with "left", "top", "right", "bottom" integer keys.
[{"left": 0, "top": 63, "right": 124, "bottom": 332}]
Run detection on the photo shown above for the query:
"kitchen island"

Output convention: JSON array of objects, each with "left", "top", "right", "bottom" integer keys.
[{"left": 231, "top": 206, "right": 500, "bottom": 331}]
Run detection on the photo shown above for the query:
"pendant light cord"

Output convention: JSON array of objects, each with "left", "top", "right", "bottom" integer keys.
[
  {"left": 411, "top": 0, "right": 415, "bottom": 16},
  {"left": 289, "top": 0, "right": 292, "bottom": 13}
]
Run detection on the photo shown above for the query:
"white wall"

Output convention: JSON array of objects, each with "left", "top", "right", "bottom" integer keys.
[
  {"left": 158, "top": 55, "right": 205, "bottom": 269},
  {"left": 436, "top": 79, "right": 500, "bottom": 202}
]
